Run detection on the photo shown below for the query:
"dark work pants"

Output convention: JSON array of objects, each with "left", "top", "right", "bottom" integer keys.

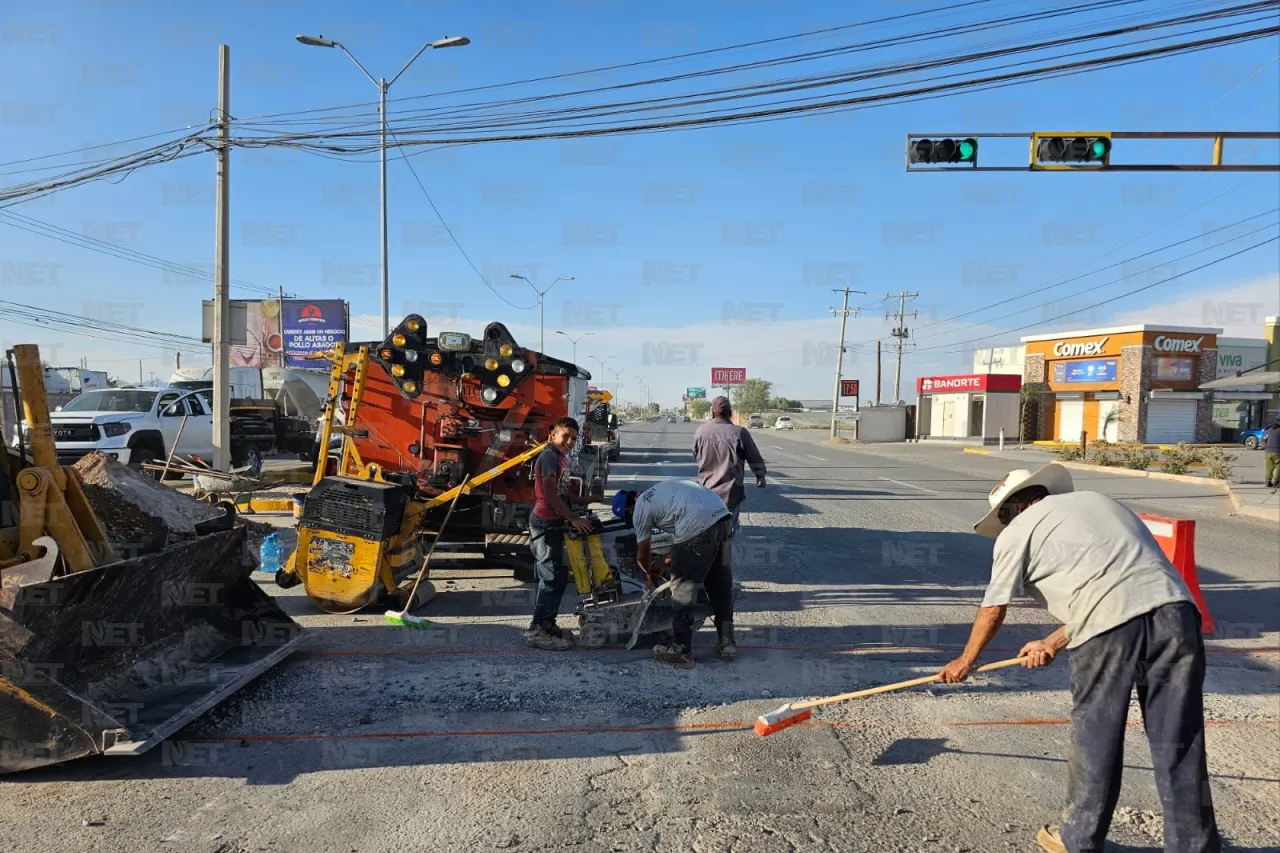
[
  {"left": 668, "top": 516, "right": 734, "bottom": 653},
  {"left": 529, "top": 515, "right": 567, "bottom": 627},
  {"left": 1062, "top": 601, "right": 1221, "bottom": 853}
]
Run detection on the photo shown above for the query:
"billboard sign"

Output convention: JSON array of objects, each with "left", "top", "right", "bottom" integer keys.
[
  {"left": 282, "top": 299, "right": 348, "bottom": 369},
  {"left": 1052, "top": 359, "right": 1118, "bottom": 384},
  {"left": 840, "top": 379, "right": 860, "bottom": 397},
  {"left": 686, "top": 387, "right": 707, "bottom": 399},
  {"left": 710, "top": 367, "right": 746, "bottom": 386}
]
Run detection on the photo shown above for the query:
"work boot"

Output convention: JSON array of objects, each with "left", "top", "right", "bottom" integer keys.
[
  {"left": 525, "top": 621, "right": 572, "bottom": 651},
  {"left": 1035, "top": 825, "right": 1066, "bottom": 853},
  {"left": 653, "top": 643, "right": 695, "bottom": 669},
  {"left": 714, "top": 621, "right": 738, "bottom": 662}
]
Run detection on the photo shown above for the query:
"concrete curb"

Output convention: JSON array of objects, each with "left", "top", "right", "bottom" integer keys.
[
  {"left": 1055, "top": 460, "right": 1231, "bottom": 490},
  {"left": 1227, "top": 488, "right": 1280, "bottom": 523},
  {"left": 963, "top": 448, "right": 990, "bottom": 455}
]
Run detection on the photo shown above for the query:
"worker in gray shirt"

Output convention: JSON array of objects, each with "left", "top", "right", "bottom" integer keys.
[
  {"left": 938, "top": 463, "right": 1219, "bottom": 853},
  {"left": 693, "top": 396, "right": 766, "bottom": 538}
]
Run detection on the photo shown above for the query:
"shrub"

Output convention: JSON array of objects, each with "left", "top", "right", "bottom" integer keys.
[
  {"left": 1121, "top": 446, "right": 1157, "bottom": 470},
  {"left": 1088, "top": 441, "right": 1120, "bottom": 467},
  {"left": 1056, "top": 446, "right": 1084, "bottom": 462},
  {"left": 1199, "top": 446, "right": 1236, "bottom": 480},
  {"left": 1160, "top": 441, "right": 1203, "bottom": 473}
]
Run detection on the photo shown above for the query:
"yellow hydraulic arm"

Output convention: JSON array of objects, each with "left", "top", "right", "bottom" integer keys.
[
  {"left": 0, "top": 344, "right": 117, "bottom": 572},
  {"left": 420, "top": 441, "right": 549, "bottom": 509}
]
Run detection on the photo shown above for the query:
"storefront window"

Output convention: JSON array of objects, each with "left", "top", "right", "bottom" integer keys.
[{"left": 1154, "top": 357, "right": 1195, "bottom": 381}]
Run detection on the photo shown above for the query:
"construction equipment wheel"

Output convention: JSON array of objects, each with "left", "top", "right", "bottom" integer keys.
[
  {"left": 578, "top": 620, "right": 607, "bottom": 650},
  {"left": 275, "top": 568, "right": 301, "bottom": 589}
]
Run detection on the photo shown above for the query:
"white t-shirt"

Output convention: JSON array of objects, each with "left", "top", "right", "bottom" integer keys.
[
  {"left": 632, "top": 479, "right": 731, "bottom": 546},
  {"left": 981, "top": 491, "right": 1191, "bottom": 649}
]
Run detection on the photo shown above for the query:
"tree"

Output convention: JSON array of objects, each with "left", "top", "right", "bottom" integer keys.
[
  {"left": 731, "top": 379, "right": 772, "bottom": 415},
  {"left": 688, "top": 398, "right": 711, "bottom": 420},
  {"left": 770, "top": 396, "right": 800, "bottom": 411},
  {"left": 1019, "top": 381, "right": 1047, "bottom": 445},
  {"left": 645, "top": 402, "right": 660, "bottom": 416}
]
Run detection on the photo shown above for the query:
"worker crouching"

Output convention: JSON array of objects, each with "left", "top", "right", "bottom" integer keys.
[{"left": 614, "top": 482, "right": 736, "bottom": 668}]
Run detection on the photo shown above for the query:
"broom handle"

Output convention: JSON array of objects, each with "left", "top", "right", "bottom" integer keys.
[
  {"left": 401, "top": 475, "right": 469, "bottom": 606},
  {"left": 795, "top": 656, "right": 1027, "bottom": 712}
]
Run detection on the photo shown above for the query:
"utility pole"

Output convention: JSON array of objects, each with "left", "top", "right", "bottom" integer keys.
[
  {"left": 886, "top": 291, "right": 918, "bottom": 405},
  {"left": 875, "top": 341, "right": 882, "bottom": 405},
  {"left": 212, "top": 44, "right": 232, "bottom": 471},
  {"left": 829, "top": 287, "right": 866, "bottom": 438},
  {"left": 138, "top": 360, "right": 143, "bottom": 384}
]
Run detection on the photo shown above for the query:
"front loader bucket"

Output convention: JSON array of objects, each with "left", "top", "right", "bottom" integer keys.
[{"left": 0, "top": 527, "right": 304, "bottom": 774}]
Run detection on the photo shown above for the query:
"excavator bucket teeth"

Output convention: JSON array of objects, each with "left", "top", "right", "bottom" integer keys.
[{"left": 0, "top": 527, "right": 304, "bottom": 774}]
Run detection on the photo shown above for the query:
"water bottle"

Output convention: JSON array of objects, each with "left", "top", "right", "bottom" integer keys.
[{"left": 259, "top": 533, "right": 283, "bottom": 574}]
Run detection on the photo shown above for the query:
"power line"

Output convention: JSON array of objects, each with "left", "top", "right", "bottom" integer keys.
[{"left": 385, "top": 127, "right": 537, "bottom": 312}]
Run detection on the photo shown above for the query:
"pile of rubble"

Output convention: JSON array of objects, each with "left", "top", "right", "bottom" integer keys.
[{"left": 73, "top": 452, "right": 222, "bottom": 546}]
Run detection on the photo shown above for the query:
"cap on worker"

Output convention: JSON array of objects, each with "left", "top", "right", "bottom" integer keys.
[
  {"left": 612, "top": 490, "right": 635, "bottom": 521},
  {"left": 973, "top": 463, "right": 1074, "bottom": 539},
  {"left": 711, "top": 396, "right": 731, "bottom": 416}
]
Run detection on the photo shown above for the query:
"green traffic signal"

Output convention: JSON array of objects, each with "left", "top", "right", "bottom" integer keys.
[
  {"left": 958, "top": 139, "right": 977, "bottom": 161},
  {"left": 1089, "top": 138, "right": 1110, "bottom": 160},
  {"left": 908, "top": 137, "right": 978, "bottom": 165}
]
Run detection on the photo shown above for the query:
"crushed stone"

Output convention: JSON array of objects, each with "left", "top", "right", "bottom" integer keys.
[{"left": 74, "top": 451, "right": 220, "bottom": 534}]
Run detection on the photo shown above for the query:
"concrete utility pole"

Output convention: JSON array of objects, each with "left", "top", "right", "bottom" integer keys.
[
  {"left": 886, "top": 291, "right": 918, "bottom": 405},
  {"left": 212, "top": 44, "right": 232, "bottom": 471},
  {"left": 829, "top": 287, "right": 866, "bottom": 438},
  {"left": 875, "top": 340, "right": 882, "bottom": 405}
]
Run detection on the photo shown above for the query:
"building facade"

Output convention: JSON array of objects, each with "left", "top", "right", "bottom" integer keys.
[
  {"left": 1021, "top": 325, "right": 1219, "bottom": 444},
  {"left": 915, "top": 373, "right": 1021, "bottom": 444}
]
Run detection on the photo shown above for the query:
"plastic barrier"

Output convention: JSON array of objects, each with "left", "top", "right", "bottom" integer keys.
[{"left": 1138, "top": 513, "right": 1214, "bottom": 634}]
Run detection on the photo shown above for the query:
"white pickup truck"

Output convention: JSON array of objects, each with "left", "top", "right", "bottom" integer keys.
[{"left": 35, "top": 387, "right": 215, "bottom": 471}]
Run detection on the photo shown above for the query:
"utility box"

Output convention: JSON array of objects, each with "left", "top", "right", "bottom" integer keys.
[{"left": 851, "top": 405, "right": 908, "bottom": 442}]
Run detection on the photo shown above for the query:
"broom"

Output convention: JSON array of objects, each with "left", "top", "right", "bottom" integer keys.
[
  {"left": 754, "top": 656, "right": 1027, "bottom": 736},
  {"left": 384, "top": 475, "right": 469, "bottom": 629}
]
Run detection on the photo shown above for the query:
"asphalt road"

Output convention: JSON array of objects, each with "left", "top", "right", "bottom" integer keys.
[{"left": 4, "top": 421, "right": 1276, "bottom": 853}]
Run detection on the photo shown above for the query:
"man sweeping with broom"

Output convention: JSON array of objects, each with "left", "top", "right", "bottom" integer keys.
[{"left": 938, "top": 463, "right": 1220, "bottom": 853}]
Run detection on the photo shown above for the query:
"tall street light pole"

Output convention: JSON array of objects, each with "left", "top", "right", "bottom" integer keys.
[
  {"left": 589, "top": 355, "right": 614, "bottom": 390},
  {"left": 297, "top": 32, "right": 470, "bottom": 339},
  {"left": 555, "top": 330, "right": 592, "bottom": 365},
  {"left": 510, "top": 274, "right": 573, "bottom": 353}
]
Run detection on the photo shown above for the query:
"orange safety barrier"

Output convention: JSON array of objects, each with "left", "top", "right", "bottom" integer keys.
[{"left": 1138, "top": 513, "right": 1214, "bottom": 634}]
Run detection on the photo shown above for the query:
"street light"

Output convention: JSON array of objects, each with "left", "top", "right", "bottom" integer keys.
[
  {"left": 555, "top": 330, "right": 593, "bottom": 365},
  {"left": 297, "top": 31, "right": 470, "bottom": 339},
  {"left": 510, "top": 274, "right": 573, "bottom": 353}
]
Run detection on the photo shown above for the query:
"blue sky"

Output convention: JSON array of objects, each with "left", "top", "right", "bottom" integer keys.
[{"left": 2, "top": 0, "right": 1278, "bottom": 403}]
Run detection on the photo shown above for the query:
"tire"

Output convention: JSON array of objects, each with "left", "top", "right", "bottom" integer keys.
[
  {"left": 1244, "top": 436, "right": 1259, "bottom": 449},
  {"left": 578, "top": 621, "right": 608, "bottom": 650},
  {"left": 296, "top": 447, "right": 313, "bottom": 463},
  {"left": 129, "top": 447, "right": 160, "bottom": 479},
  {"left": 234, "top": 444, "right": 264, "bottom": 472}
]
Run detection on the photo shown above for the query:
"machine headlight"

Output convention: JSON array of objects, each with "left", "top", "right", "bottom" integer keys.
[
  {"left": 510, "top": 359, "right": 526, "bottom": 374},
  {"left": 404, "top": 350, "right": 418, "bottom": 363},
  {"left": 430, "top": 352, "right": 443, "bottom": 365},
  {"left": 484, "top": 358, "right": 499, "bottom": 372},
  {"left": 482, "top": 387, "right": 499, "bottom": 404},
  {"left": 405, "top": 318, "right": 421, "bottom": 333},
  {"left": 392, "top": 333, "right": 407, "bottom": 347},
  {"left": 402, "top": 381, "right": 417, "bottom": 394},
  {"left": 391, "top": 365, "right": 405, "bottom": 377},
  {"left": 102, "top": 422, "right": 132, "bottom": 438},
  {"left": 496, "top": 374, "right": 511, "bottom": 388},
  {"left": 499, "top": 344, "right": 514, "bottom": 358}
]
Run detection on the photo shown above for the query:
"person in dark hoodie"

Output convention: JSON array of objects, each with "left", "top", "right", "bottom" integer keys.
[
  {"left": 692, "top": 396, "right": 767, "bottom": 539},
  {"left": 1264, "top": 419, "right": 1280, "bottom": 489}
]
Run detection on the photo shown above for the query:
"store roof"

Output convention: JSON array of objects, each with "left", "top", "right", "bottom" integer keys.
[
  {"left": 1020, "top": 324, "right": 1222, "bottom": 343},
  {"left": 1200, "top": 371, "right": 1280, "bottom": 390}
]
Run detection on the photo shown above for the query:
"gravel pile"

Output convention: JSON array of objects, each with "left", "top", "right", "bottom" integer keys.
[
  {"left": 74, "top": 451, "right": 220, "bottom": 534},
  {"left": 78, "top": 481, "right": 168, "bottom": 556}
]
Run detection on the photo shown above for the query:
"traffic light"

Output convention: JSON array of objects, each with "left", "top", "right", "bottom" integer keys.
[
  {"left": 909, "top": 137, "right": 978, "bottom": 166},
  {"left": 1033, "top": 133, "right": 1111, "bottom": 166}
]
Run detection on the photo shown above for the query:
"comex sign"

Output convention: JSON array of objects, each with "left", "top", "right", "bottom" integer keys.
[
  {"left": 1052, "top": 337, "right": 1109, "bottom": 357},
  {"left": 1153, "top": 335, "right": 1204, "bottom": 354}
]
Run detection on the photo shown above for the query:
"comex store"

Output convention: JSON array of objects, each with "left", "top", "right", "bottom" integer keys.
[
  {"left": 914, "top": 373, "right": 1022, "bottom": 444},
  {"left": 1021, "top": 325, "right": 1218, "bottom": 444}
]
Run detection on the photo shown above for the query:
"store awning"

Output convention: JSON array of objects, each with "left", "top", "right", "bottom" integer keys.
[{"left": 1200, "top": 371, "right": 1280, "bottom": 390}]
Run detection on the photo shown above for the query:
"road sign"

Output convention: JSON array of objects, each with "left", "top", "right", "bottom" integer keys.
[
  {"left": 840, "top": 379, "right": 860, "bottom": 397},
  {"left": 711, "top": 367, "right": 746, "bottom": 386},
  {"left": 686, "top": 386, "right": 706, "bottom": 399},
  {"left": 588, "top": 389, "right": 612, "bottom": 403}
]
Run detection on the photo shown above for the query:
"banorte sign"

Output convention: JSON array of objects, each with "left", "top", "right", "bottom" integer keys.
[{"left": 916, "top": 374, "right": 1021, "bottom": 393}]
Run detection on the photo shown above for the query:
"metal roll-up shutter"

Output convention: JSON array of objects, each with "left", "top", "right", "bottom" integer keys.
[
  {"left": 1146, "top": 398, "right": 1197, "bottom": 444},
  {"left": 1056, "top": 398, "right": 1084, "bottom": 441}
]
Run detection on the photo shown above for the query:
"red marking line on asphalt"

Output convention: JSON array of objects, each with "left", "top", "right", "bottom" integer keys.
[{"left": 298, "top": 644, "right": 1279, "bottom": 659}]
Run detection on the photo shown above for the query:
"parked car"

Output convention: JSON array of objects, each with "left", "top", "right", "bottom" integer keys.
[
  {"left": 682, "top": 415, "right": 690, "bottom": 423},
  {"left": 774, "top": 416, "right": 794, "bottom": 430},
  {"left": 37, "top": 387, "right": 213, "bottom": 471},
  {"left": 1241, "top": 422, "right": 1278, "bottom": 449},
  {"left": 748, "top": 414, "right": 764, "bottom": 429}
]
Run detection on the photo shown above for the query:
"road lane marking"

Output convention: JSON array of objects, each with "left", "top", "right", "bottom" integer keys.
[
  {"left": 877, "top": 476, "right": 937, "bottom": 494},
  {"left": 806, "top": 454, "right": 826, "bottom": 461}
]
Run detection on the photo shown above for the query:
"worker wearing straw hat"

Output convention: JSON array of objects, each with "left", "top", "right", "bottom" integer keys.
[{"left": 938, "top": 463, "right": 1219, "bottom": 853}]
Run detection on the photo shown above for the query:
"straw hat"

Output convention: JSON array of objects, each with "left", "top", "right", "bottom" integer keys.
[{"left": 973, "top": 463, "right": 1074, "bottom": 539}]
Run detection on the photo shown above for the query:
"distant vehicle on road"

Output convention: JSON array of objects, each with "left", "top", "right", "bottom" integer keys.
[
  {"left": 748, "top": 414, "right": 764, "bottom": 429},
  {"left": 667, "top": 415, "right": 677, "bottom": 424},
  {"left": 682, "top": 415, "right": 690, "bottom": 423},
  {"left": 1241, "top": 422, "right": 1278, "bottom": 449},
  {"left": 774, "top": 416, "right": 794, "bottom": 430}
]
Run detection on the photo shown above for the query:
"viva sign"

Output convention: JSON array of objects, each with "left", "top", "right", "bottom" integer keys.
[{"left": 1052, "top": 337, "right": 1108, "bottom": 357}]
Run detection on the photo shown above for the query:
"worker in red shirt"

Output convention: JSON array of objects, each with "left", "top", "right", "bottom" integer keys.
[{"left": 526, "top": 417, "right": 595, "bottom": 651}]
